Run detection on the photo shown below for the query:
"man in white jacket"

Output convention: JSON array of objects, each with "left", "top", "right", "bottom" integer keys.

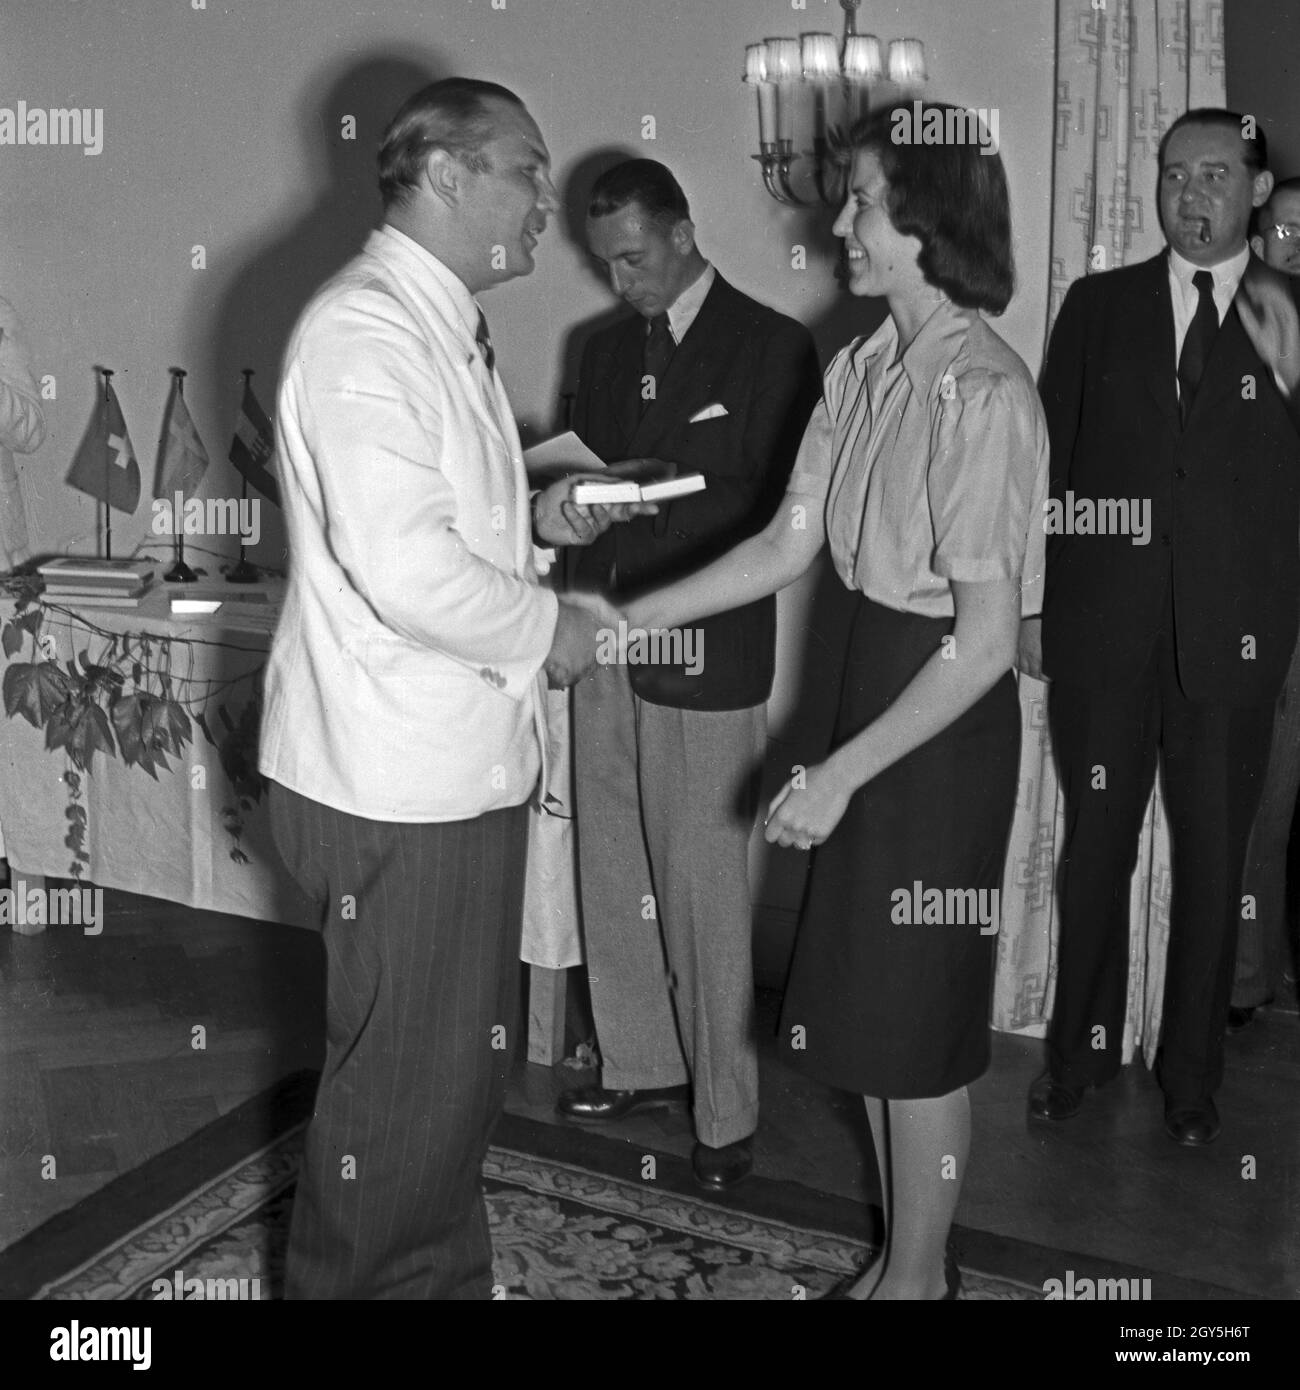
[{"left": 260, "top": 78, "right": 625, "bottom": 1299}]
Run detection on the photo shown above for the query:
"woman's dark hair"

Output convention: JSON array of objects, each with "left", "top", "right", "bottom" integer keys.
[
  {"left": 378, "top": 77, "right": 524, "bottom": 208},
  {"left": 843, "top": 102, "right": 1014, "bottom": 314}
]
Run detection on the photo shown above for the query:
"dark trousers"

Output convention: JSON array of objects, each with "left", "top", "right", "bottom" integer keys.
[
  {"left": 270, "top": 781, "right": 528, "bottom": 1300},
  {"left": 1047, "top": 631, "right": 1272, "bottom": 1101},
  {"left": 1236, "top": 631, "right": 1300, "bottom": 1006}
]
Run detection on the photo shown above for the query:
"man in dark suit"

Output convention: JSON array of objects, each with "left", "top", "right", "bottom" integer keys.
[
  {"left": 1027, "top": 110, "right": 1300, "bottom": 1145},
  {"left": 556, "top": 159, "right": 820, "bottom": 1189},
  {"left": 1230, "top": 177, "right": 1300, "bottom": 1032}
]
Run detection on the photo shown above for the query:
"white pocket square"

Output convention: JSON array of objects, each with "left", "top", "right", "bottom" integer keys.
[{"left": 688, "top": 402, "right": 728, "bottom": 423}]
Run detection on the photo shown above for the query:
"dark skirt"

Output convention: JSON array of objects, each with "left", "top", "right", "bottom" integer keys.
[{"left": 778, "top": 593, "right": 1020, "bottom": 1098}]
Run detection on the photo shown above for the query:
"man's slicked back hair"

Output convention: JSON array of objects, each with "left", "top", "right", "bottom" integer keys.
[{"left": 378, "top": 77, "right": 525, "bottom": 208}]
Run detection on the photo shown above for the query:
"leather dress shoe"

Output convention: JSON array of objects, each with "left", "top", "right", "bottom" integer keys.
[
  {"left": 1027, "top": 1071, "right": 1087, "bottom": 1121},
  {"left": 1164, "top": 1096, "right": 1220, "bottom": 1146},
  {"left": 556, "top": 1083, "right": 689, "bottom": 1123},
  {"left": 1226, "top": 1005, "right": 1258, "bottom": 1034},
  {"left": 691, "top": 1136, "right": 753, "bottom": 1191}
]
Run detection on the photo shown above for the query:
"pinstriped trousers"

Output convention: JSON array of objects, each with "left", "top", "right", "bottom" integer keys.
[{"left": 269, "top": 780, "right": 528, "bottom": 1300}]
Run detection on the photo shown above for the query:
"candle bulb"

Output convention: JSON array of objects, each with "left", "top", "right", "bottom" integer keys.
[
  {"left": 842, "top": 34, "right": 882, "bottom": 122},
  {"left": 888, "top": 38, "right": 927, "bottom": 89},
  {"left": 743, "top": 43, "right": 775, "bottom": 146},
  {"left": 765, "top": 37, "right": 800, "bottom": 144},
  {"left": 801, "top": 33, "right": 840, "bottom": 142}
]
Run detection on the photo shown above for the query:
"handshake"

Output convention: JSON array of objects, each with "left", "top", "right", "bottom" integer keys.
[{"left": 544, "top": 592, "right": 624, "bottom": 689}]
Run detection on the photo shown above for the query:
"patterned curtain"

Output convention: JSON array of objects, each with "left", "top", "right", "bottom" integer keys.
[{"left": 992, "top": 0, "right": 1225, "bottom": 1066}]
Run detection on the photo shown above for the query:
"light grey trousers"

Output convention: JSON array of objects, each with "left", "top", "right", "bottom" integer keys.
[{"left": 573, "top": 660, "right": 764, "bottom": 1148}]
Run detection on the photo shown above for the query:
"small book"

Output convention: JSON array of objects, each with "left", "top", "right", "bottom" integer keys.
[
  {"left": 569, "top": 459, "right": 706, "bottom": 506},
  {"left": 38, "top": 557, "right": 155, "bottom": 587},
  {"left": 44, "top": 588, "right": 150, "bottom": 608},
  {"left": 43, "top": 583, "right": 151, "bottom": 601}
]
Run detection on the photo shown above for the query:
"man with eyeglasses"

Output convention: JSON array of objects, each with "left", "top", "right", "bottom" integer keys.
[
  {"left": 1251, "top": 176, "right": 1300, "bottom": 278},
  {"left": 1231, "top": 175, "right": 1300, "bottom": 1036}
]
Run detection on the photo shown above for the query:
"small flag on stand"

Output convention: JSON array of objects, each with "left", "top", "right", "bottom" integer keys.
[
  {"left": 156, "top": 369, "right": 210, "bottom": 497},
  {"left": 229, "top": 375, "right": 280, "bottom": 506},
  {"left": 67, "top": 374, "right": 141, "bottom": 514},
  {"left": 155, "top": 368, "right": 207, "bottom": 583}
]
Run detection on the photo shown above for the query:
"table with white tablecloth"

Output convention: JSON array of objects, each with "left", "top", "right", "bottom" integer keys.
[{"left": 0, "top": 582, "right": 312, "bottom": 929}]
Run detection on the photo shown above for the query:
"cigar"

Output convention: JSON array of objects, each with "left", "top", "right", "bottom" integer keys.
[{"left": 1198, "top": 218, "right": 1211, "bottom": 244}]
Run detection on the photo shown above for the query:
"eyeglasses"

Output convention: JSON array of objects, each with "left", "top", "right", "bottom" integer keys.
[{"left": 1262, "top": 223, "right": 1300, "bottom": 242}]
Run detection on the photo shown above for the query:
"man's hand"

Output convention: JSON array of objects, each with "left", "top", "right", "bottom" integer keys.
[
  {"left": 544, "top": 592, "right": 623, "bottom": 688},
  {"left": 1239, "top": 263, "right": 1300, "bottom": 397},
  {"left": 533, "top": 476, "right": 658, "bottom": 547},
  {"left": 1016, "top": 616, "right": 1047, "bottom": 682}
]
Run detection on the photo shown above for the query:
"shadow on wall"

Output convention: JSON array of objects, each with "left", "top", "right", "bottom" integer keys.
[{"left": 186, "top": 48, "right": 446, "bottom": 572}]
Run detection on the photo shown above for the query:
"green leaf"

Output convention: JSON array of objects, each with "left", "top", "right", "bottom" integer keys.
[
  {"left": 2, "top": 621, "right": 23, "bottom": 658},
  {"left": 51, "top": 699, "right": 117, "bottom": 772},
  {"left": 163, "top": 700, "right": 192, "bottom": 751},
  {"left": 110, "top": 692, "right": 146, "bottom": 767},
  {"left": 194, "top": 710, "right": 216, "bottom": 747},
  {"left": 4, "top": 661, "right": 72, "bottom": 727}
]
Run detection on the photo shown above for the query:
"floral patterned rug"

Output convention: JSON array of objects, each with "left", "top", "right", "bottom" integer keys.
[{"left": 32, "top": 1123, "right": 1041, "bottom": 1300}]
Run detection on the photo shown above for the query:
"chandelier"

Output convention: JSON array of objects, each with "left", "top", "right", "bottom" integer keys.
[{"left": 743, "top": 0, "right": 927, "bottom": 206}]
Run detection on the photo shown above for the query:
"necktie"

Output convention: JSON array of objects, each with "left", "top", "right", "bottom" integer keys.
[
  {"left": 641, "top": 313, "right": 674, "bottom": 415},
  {"left": 1177, "top": 269, "right": 1218, "bottom": 426},
  {"left": 475, "top": 308, "right": 495, "bottom": 374}
]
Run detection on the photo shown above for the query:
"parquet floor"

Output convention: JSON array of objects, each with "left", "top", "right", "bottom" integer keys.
[{"left": 1, "top": 886, "right": 1296, "bottom": 1298}]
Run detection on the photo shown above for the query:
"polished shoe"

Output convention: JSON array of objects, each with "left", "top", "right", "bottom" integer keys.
[
  {"left": 691, "top": 1136, "right": 753, "bottom": 1191},
  {"left": 1164, "top": 1095, "right": 1221, "bottom": 1146},
  {"left": 1027, "top": 1071, "right": 1087, "bottom": 1121},
  {"left": 556, "top": 1083, "right": 689, "bottom": 1123},
  {"left": 1226, "top": 1005, "right": 1256, "bottom": 1034}
]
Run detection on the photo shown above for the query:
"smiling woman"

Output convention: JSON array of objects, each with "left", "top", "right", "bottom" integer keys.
[{"left": 627, "top": 101, "right": 1047, "bottom": 1302}]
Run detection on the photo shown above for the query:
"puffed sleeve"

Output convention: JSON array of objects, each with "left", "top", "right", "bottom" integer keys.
[{"left": 926, "top": 366, "right": 1048, "bottom": 612}]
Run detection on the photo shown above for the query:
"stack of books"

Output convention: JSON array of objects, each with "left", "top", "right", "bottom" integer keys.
[{"left": 37, "top": 558, "right": 156, "bottom": 608}]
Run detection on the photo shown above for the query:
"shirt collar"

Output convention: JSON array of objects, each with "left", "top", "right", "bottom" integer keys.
[
  {"left": 665, "top": 262, "right": 715, "bottom": 341},
  {"left": 1168, "top": 242, "right": 1251, "bottom": 297},
  {"left": 373, "top": 224, "right": 484, "bottom": 347},
  {"left": 847, "top": 297, "right": 973, "bottom": 399}
]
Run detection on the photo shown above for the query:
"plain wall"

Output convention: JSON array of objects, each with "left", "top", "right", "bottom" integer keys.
[
  {"left": 1, "top": 0, "right": 1055, "bottom": 970},
  {"left": 1226, "top": 3, "right": 1300, "bottom": 179}
]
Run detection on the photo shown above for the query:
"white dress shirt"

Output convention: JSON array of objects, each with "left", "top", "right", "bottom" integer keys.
[{"left": 664, "top": 262, "right": 715, "bottom": 344}]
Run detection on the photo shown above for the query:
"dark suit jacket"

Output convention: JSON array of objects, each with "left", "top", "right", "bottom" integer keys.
[
  {"left": 571, "top": 273, "right": 821, "bottom": 709},
  {"left": 1041, "top": 251, "right": 1300, "bottom": 706}
]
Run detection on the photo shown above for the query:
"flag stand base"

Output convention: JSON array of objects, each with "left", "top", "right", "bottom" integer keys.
[
  {"left": 164, "top": 559, "right": 198, "bottom": 583},
  {"left": 225, "top": 557, "right": 259, "bottom": 584}
]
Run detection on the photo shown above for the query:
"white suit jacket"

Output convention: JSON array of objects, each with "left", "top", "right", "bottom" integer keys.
[{"left": 259, "top": 227, "right": 558, "bottom": 821}]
